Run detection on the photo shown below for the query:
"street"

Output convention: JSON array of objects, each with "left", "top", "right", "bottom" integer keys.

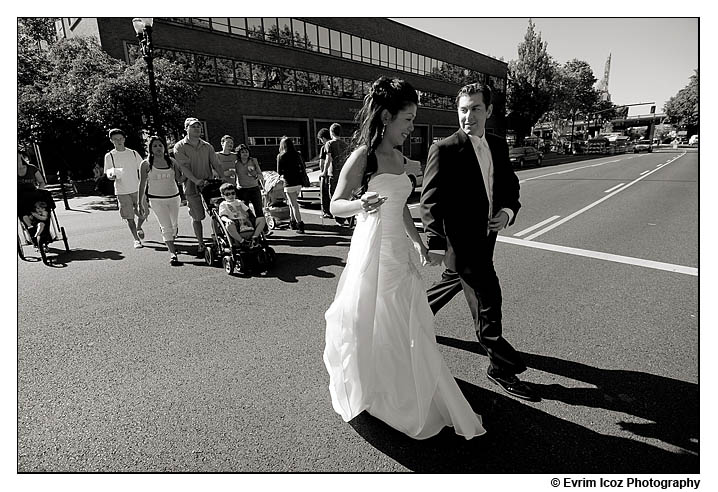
[{"left": 17, "top": 150, "right": 698, "bottom": 473}]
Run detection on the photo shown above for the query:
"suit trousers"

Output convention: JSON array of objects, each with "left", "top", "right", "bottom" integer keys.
[
  {"left": 427, "top": 234, "right": 526, "bottom": 376},
  {"left": 320, "top": 176, "right": 332, "bottom": 215}
]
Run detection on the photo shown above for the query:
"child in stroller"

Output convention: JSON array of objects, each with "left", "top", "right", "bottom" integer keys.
[
  {"left": 261, "top": 171, "right": 291, "bottom": 230},
  {"left": 200, "top": 179, "right": 275, "bottom": 275},
  {"left": 217, "top": 183, "right": 265, "bottom": 247}
]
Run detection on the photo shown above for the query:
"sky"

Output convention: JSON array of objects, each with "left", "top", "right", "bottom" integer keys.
[{"left": 393, "top": 18, "right": 697, "bottom": 117}]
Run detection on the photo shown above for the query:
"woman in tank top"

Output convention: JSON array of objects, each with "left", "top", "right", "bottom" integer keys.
[{"left": 139, "top": 136, "right": 183, "bottom": 266}]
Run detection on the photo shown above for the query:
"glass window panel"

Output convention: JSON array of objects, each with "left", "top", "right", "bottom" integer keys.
[
  {"left": 252, "top": 64, "right": 267, "bottom": 87},
  {"left": 305, "top": 22, "right": 318, "bottom": 51},
  {"left": 318, "top": 26, "right": 330, "bottom": 54},
  {"left": 352, "top": 35, "right": 361, "bottom": 61},
  {"left": 235, "top": 61, "right": 252, "bottom": 86},
  {"left": 412, "top": 52, "right": 419, "bottom": 73},
  {"left": 342, "top": 78, "right": 353, "bottom": 97},
  {"left": 278, "top": 18, "right": 292, "bottom": 45},
  {"left": 389, "top": 46, "right": 396, "bottom": 69},
  {"left": 330, "top": 29, "right": 341, "bottom": 57},
  {"left": 193, "top": 18, "right": 210, "bottom": 29},
  {"left": 247, "top": 18, "right": 263, "bottom": 39},
  {"left": 263, "top": 18, "right": 278, "bottom": 42},
  {"left": 295, "top": 70, "right": 309, "bottom": 93},
  {"left": 331, "top": 76, "right": 342, "bottom": 96},
  {"left": 418, "top": 55, "right": 425, "bottom": 74},
  {"left": 195, "top": 54, "right": 216, "bottom": 82},
  {"left": 380, "top": 44, "right": 388, "bottom": 67},
  {"left": 361, "top": 38, "right": 370, "bottom": 63},
  {"left": 371, "top": 41, "right": 379, "bottom": 64},
  {"left": 283, "top": 68, "right": 296, "bottom": 91},
  {"left": 396, "top": 48, "right": 404, "bottom": 70},
  {"left": 341, "top": 32, "right": 351, "bottom": 59},
  {"left": 211, "top": 18, "right": 229, "bottom": 32},
  {"left": 308, "top": 72, "right": 322, "bottom": 94},
  {"left": 404, "top": 50, "right": 412, "bottom": 71},
  {"left": 230, "top": 18, "right": 246, "bottom": 36},
  {"left": 216, "top": 57, "right": 234, "bottom": 84},
  {"left": 292, "top": 19, "right": 306, "bottom": 49}
]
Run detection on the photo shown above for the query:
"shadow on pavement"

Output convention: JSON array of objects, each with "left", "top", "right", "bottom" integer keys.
[
  {"left": 42, "top": 247, "right": 124, "bottom": 267},
  {"left": 349, "top": 376, "right": 697, "bottom": 473},
  {"left": 432, "top": 336, "right": 699, "bottom": 458},
  {"left": 258, "top": 250, "right": 344, "bottom": 283}
]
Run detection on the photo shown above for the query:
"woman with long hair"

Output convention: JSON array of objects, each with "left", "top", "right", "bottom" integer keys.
[
  {"left": 235, "top": 143, "right": 265, "bottom": 218},
  {"left": 323, "top": 76, "right": 485, "bottom": 440},
  {"left": 276, "top": 136, "right": 305, "bottom": 233},
  {"left": 139, "top": 136, "right": 183, "bottom": 266}
]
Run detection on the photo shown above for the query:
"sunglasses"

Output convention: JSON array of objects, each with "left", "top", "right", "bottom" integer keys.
[{"left": 223, "top": 191, "right": 236, "bottom": 196}]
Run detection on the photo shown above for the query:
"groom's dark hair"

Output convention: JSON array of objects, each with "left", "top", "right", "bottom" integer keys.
[{"left": 455, "top": 82, "right": 493, "bottom": 107}]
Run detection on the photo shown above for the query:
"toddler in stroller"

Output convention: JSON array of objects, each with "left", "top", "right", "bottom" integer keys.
[
  {"left": 200, "top": 179, "right": 275, "bottom": 275},
  {"left": 261, "top": 171, "right": 291, "bottom": 230}
]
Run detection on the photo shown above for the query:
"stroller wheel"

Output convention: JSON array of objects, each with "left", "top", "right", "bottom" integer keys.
[
  {"left": 17, "top": 235, "right": 25, "bottom": 261},
  {"left": 223, "top": 256, "right": 235, "bottom": 275},
  {"left": 204, "top": 246, "right": 215, "bottom": 266}
]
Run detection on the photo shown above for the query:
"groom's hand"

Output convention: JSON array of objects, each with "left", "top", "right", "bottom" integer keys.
[{"left": 488, "top": 210, "right": 509, "bottom": 232}]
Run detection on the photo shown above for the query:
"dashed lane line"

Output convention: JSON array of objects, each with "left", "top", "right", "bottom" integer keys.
[
  {"left": 513, "top": 215, "right": 561, "bottom": 237},
  {"left": 522, "top": 152, "right": 686, "bottom": 241},
  {"left": 603, "top": 183, "right": 625, "bottom": 193}
]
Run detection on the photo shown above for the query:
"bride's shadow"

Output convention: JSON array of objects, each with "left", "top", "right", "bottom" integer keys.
[{"left": 348, "top": 337, "right": 698, "bottom": 473}]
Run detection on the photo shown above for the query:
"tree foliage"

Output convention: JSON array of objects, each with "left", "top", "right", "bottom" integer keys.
[
  {"left": 506, "top": 19, "right": 557, "bottom": 144},
  {"left": 664, "top": 69, "right": 698, "bottom": 127},
  {"left": 553, "top": 59, "right": 600, "bottom": 120},
  {"left": 17, "top": 18, "right": 201, "bottom": 178}
]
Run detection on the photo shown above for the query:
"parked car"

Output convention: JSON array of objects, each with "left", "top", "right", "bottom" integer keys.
[
  {"left": 633, "top": 139, "right": 653, "bottom": 153},
  {"left": 509, "top": 146, "right": 542, "bottom": 167},
  {"left": 689, "top": 135, "right": 699, "bottom": 146},
  {"left": 404, "top": 158, "right": 423, "bottom": 193}
]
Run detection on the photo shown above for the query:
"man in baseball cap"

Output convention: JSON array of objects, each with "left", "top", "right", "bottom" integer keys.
[{"left": 173, "top": 117, "right": 222, "bottom": 256}]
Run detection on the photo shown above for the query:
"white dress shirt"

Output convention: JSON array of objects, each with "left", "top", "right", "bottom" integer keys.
[{"left": 468, "top": 133, "right": 514, "bottom": 224}]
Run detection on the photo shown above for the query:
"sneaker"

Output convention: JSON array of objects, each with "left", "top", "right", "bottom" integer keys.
[
  {"left": 137, "top": 228, "right": 145, "bottom": 240},
  {"left": 133, "top": 239, "right": 143, "bottom": 249},
  {"left": 170, "top": 255, "right": 181, "bottom": 266}
]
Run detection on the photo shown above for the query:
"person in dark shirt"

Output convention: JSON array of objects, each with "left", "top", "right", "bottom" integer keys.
[
  {"left": 276, "top": 136, "right": 306, "bottom": 233},
  {"left": 325, "top": 123, "right": 349, "bottom": 225}
]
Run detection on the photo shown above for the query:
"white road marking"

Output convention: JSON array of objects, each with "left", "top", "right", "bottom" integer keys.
[
  {"left": 513, "top": 215, "right": 561, "bottom": 237},
  {"left": 520, "top": 157, "right": 626, "bottom": 183},
  {"left": 523, "top": 152, "right": 686, "bottom": 241},
  {"left": 639, "top": 169, "right": 651, "bottom": 176},
  {"left": 497, "top": 236, "right": 697, "bottom": 276},
  {"left": 604, "top": 183, "right": 625, "bottom": 193}
]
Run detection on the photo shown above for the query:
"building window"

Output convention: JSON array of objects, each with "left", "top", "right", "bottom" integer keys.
[
  {"left": 380, "top": 44, "right": 389, "bottom": 67},
  {"left": 318, "top": 26, "right": 330, "bottom": 54},
  {"left": 246, "top": 18, "right": 263, "bottom": 39},
  {"left": 395, "top": 48, "right": 404, "bottom": 70},
  {"left": 361, "top": 38, "right": 371, "bottom": 63},
  {"left": 211, "top": 18, "right": 229, "bottom": 33},
  {"left": 412, "top": 52, "right": 419, "bottom": 74},
  {"left": 341, "top": 32, "right": 351, "bottom": 59},
  {"left": 216, "top": 57, "right": 235, "bottom": 84},
  {"left": 342, "top": 78, "right": 354, "bottom": 98},
  {"left": 418, "top": 55, "right": 425, "bottom": 75},
  {"left": 195, "top": 54, "right": 216, "bottom": 82},
  {"left": 352, "top": 35, "right": 361, "bottom": 62},
  {"left": 192, "top": 18, "right": 211, "bottom": 29},
  {"left": 371, "top": 41, "right": 379, "bottom": 65},
  {"left": 230, "top": 18, "right": 246, "bottom": 36},
  {"left": 235, "top": 61, "right": 252, "bottom": 86},
  {"left": 389, "top": 46, "right": 396, "bottom": 69},
  {"left": 283, "top": 68, "right": 296, "bottom": 92},
  {"left": 277, "top": 18, "right": 292, "bottom": 45},
  {"left": 292, "top": 19, "right": 306, "bottom": 49},
  {"left": 295, "top": 70, "right": 309, "bottom": 93},
  {"left": 262, "top": 18, "right": 277, "bottom": 42},
  {"left": 304, "top": 22, "right": 318, "bottom": 52},
  {"left": 329, "top": 29, "right": 341, "bottom": 57},
  {"left": 308, "top": 72, "right": 322, "bottom": 94}
]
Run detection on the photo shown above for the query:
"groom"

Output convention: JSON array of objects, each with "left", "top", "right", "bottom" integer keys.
[{"left": 420, "top": 82, "right": 537, "bottom": 401}]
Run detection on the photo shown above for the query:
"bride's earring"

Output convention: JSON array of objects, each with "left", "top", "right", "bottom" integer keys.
[{"left": 380, "top": 124, "right": 386, "bottom": 140}]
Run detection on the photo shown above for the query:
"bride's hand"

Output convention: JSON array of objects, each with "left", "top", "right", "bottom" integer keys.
[{"left": 360, "top": 193, "right": 387, "bottom": 214}]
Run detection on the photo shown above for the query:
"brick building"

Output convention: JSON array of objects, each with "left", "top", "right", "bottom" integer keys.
[{"left": 56, "top": 17, "right": 507, "bottom": 166}]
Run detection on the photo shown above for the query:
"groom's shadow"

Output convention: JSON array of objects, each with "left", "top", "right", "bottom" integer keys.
[
  {"left": 348, "top": 337, "right": 698, "bottom": 473},
  {"left": 437, "top": 336, "right": 699, "bottom": 454}
]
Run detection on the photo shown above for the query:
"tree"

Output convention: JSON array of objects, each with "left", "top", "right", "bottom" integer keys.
[
  {"left": 18, "top": 19, "right": 201, "bottom": 178},
  {"left": 506, "top": 19, "right": 557, "bottom": 144},
  {"left": 664, "top": 69, "right": 698, "bottom": 130},
  {"left": 553, "top": 59, "right": 600, "bottom": 144}
]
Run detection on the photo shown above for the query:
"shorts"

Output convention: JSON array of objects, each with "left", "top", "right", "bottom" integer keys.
[
  {"left": 117, "top": 192, "right": 148, "bottom": 220},
  {"left": 284, "top": 184, "right": 302, "bottom": 194},
  {"left": 185, "top": 193, "right": 205, "bottom": 221}
]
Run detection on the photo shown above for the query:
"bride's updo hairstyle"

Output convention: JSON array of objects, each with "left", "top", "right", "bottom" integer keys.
[{"left": 351, "top": 76, "right": 418, "bottom": 191}]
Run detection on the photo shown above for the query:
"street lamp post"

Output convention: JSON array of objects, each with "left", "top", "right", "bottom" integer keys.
[{"left": 132, "top": 18, "right": 162, "bottom": 140}]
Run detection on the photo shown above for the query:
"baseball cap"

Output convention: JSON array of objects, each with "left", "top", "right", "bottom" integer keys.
[
  {"left": 184, "top": 117, "right": 201, "bottom": 128},
  {"left": 108, "top": 128, "right": 126, "bottom": 139}
]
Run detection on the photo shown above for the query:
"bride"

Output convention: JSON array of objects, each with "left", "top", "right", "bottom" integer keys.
[{"left": 323, "top": 76, "right": 486, "bottom": 440}]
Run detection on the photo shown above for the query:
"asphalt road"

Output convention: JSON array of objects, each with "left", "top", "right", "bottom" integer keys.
[{"left": 16, "top": 150, "right": 699, "bottom": 474}]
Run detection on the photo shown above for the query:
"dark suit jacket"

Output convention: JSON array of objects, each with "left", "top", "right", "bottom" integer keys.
[{"left": 420, "top": 129, "right": 520, "bottom": 274}]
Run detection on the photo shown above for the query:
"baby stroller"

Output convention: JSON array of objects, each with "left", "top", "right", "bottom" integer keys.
[
  {"left": 17, "top": 189, "right": 70, "bottom": 265},
  {"left": 261, "top": 171, "right": 292, "bottom": 230},
  {"left": 200, "top": 179, "right": 276, "bottom": 275}
]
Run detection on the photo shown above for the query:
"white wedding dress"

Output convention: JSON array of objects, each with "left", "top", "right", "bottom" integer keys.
[{"left": 323, "top": 172, "right": 486, "bottom": 440}]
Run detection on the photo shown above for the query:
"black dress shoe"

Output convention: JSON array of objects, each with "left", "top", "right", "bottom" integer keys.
[{"left": 487, "top": 371, "right": 538, "bottom": 401}]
